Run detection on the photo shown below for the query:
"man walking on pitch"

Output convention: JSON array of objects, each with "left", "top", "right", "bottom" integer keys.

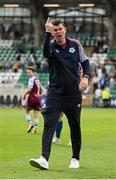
[
  {"left": 23, "top": 66, "right": 43, "bottom": 133},
  {"left": 30, "top": 17, "right": 90, "bottom": 169}
]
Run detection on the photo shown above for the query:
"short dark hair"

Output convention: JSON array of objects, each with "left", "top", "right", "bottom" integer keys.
[
  {"left": 27, "top": 66, "right": 36, "bottom": 72},
  {"left": 52, "top": 19, "right": 64, "bottom": 26}
]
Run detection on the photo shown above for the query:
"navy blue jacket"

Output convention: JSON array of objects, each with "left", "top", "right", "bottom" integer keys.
[{"left": 43, "top": 32, "right": 90, "bottom": 100}]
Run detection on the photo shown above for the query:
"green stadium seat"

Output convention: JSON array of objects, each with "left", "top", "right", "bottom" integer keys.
[
  {"left": 0, "top": 95, "right": 5, "bottom": 105},
  {"left": 5, "top": 95, "right": 11, "bottom": 106},
  {"left": 107, "top": 48, "right": 116, "bottom": 58}
]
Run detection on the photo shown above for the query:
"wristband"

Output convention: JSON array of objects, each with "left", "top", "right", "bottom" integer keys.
[{"left": 83, "top": 75, "right": 89, "bottom": 79}]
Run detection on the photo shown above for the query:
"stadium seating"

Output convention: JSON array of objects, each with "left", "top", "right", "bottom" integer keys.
[
  {"left": 89, "top": 53, "right": 107, "bottom": 65},
  {"left": 0, "top": 39, "right": 116, "bottom": 106},
  {"left": 78, "top": 36, "right": 96, "bottom": 47},
  {"left": 68, "top": 33, "right": 97, "bottom": 47},
  {"left": 17, "top": 70, "right": 28, "bottom": 86},
  {"left": 111, "top": 83, "right": 116, "bottom": 97},
  {"left": 12, "top": 95, "right": 19, "bottom": 106},
  {"left": 39, "top": 72, "right": 49, "bottom": 87},
  {"left": 0, "top": 39, "right": 48, "bottom": 87},
  {"left": 107, "top": 48, "right": 116, "bottom": 58},
  {"left": 17, "top": 70, "right": 49, "bottom": 88},
  {"left": 0, "top": 72, "right": 22, "bottom": 85},
  {"left": 0, "top": 40, "right": 14, "bottom": 48},
  {"left": 0, "top": 95, "right": 5, "bottom": 105},
  {"left": 5, "top": 95, "right": 11, "bottom": 106}
]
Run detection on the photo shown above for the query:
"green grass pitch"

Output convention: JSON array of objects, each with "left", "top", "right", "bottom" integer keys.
[{"left": 0, "top": 107, "right": 116, "bottom": 179}]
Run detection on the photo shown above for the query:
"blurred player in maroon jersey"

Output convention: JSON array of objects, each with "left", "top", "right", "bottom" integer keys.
[{"left": 23, "top": 66, "right": 43, "bottom": 133}]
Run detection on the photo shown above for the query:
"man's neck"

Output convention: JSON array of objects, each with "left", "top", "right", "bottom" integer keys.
[{"left": 56, "top": 38, "right": 67, "bottom": 45}]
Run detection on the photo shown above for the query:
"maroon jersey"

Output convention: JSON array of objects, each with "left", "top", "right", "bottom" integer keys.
[{"left": 27, "top": 76, "right": 42, "bottom": 110}]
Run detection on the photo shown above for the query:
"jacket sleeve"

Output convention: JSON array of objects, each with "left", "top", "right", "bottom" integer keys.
[
  {"left": 77, "top": 41, "right": 90, "bottom": 78},
  {"left": 43, "top": 32, "right": 52, "bottom": 58},
  {"left": 81, "top": 59, "right": 90, "bottom": 78}
]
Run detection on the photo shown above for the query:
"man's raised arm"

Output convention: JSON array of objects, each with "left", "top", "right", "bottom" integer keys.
[{"left": 43, "top": 17, "right": 53, "bottom": 58}]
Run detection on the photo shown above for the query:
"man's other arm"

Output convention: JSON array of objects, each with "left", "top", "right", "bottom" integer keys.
[{"left": 43, "top": 32, "right": 52, "bottom": 58}]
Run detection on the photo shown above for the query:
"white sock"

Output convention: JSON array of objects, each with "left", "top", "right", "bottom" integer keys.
[
  {"left": 34, "top": 118, "right": 39, "bottom": 129},
  {"left": 26, "top": 114, "right": 32, "bottom": 124}
]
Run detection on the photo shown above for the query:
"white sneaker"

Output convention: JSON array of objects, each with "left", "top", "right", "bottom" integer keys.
[
  {"left": 52, "top": 138, "right": 61, "bottom": 144},
  {"left": 69, "top": 158, "right": 79, "bottom": 168},
  {"left": 29, "top": 156, "right": 49, "bottom": 170}
]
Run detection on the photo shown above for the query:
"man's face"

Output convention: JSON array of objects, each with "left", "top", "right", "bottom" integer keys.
[
  {"left": 26, "top": 69, "right": 33, "bottom": 77},
  {"left": 52, "top": 23, "right": 66, "bottom": 43}
]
